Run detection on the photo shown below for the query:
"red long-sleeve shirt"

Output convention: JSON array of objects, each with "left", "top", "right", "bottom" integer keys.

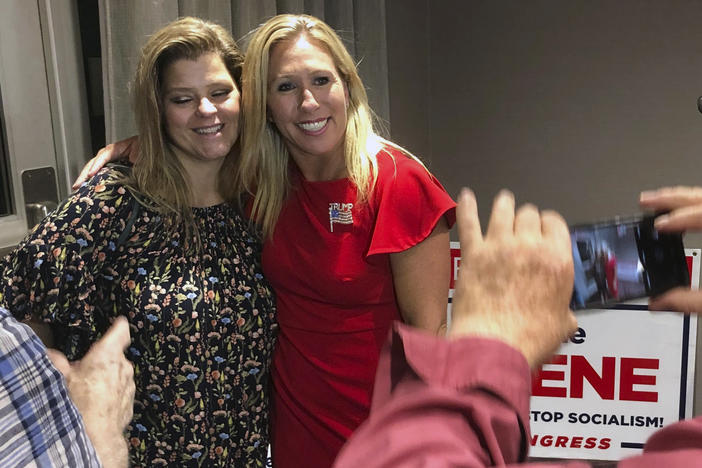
[{"left": 334, "top": 322, "right": 702, "bottom": 468}]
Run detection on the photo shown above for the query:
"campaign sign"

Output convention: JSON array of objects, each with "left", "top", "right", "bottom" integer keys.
[{"left": 448, "top": 242, "right": 699, "bottom": 461}]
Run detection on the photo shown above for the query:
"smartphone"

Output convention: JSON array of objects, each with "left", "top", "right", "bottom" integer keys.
[{"left": 570, "top": 214, "right": 688, "bottom": 310}]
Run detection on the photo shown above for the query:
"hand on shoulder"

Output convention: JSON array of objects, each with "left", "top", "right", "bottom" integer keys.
[{"left": 72, "top": 136, "right": 139, "bottom": 190}]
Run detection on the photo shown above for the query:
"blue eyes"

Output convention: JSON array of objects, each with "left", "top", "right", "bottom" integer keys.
[
  {"left": 275, "top": 76, "right": 331, "bottom": 92},
  {"left": 314, "top": 77, "right": 329, "bottom": 86}
]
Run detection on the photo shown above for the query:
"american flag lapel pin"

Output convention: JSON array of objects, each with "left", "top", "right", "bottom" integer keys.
[{"left": 329, "top": 202, "right": 353, "bottom": 232}]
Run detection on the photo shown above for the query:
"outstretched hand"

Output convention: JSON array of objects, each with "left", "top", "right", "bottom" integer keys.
[
  {"left": 72, "top": 136, "right": 139, "bottom": 189},
  {"left": 448, "top": 189, "right": 577, "bottom": 369},
  {"left": 47, "top": 316, "right": 134, "bottom": 468},
  {"left": 640, "top": 186, "right": 702, "bottom": 314}
]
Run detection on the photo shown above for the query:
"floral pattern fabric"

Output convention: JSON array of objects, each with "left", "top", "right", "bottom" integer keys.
[{"left": 0, "top": 165, "right": 277, "bottom": 467}]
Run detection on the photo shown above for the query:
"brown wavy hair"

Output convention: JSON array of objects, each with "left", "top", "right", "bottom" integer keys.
[{"left": 126, "top": 16, "right": 244, "bottom": 238}]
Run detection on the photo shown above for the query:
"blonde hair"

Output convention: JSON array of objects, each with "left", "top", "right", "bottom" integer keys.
[
  {"left": 127, "top": 16, "right": 244, "bottom": 233},
  {"left": 238, "top": 14, "right": 408, "bottom": 238}
]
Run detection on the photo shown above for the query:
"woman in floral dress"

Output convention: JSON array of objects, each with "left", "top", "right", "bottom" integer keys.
[{"left": 0, "top": 17, "right": 276, "bottom": 467}]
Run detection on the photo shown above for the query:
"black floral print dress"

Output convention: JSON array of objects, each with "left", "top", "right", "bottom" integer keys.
[{"left": 0, "top": 165, "right": 277, "bottom": 467}]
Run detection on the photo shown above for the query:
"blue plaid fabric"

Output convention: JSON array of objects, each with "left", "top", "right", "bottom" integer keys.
[{"left": 0, "top": 307, "right": 101, "bottom": 467}]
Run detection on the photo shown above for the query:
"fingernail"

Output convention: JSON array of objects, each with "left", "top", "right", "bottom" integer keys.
[
  {"left": 654, "top": 214, "right": 669, "bottom": 227},
  {"left": 458, "top": 187, "right": 474, "bottom": 201},
  {"left": 639, "top": 191, "right": 653, "bottom": 201},
  {"left": 498, "top": 188, "right": 514, "bottom": 200}
]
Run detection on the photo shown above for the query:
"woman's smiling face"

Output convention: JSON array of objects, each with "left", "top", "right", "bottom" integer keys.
[
  {"left": 161, "top": 52, "right": 241, "bottom": 165},
  {"left": 266, "top": 35, "right": 349, "bottom": 170}
]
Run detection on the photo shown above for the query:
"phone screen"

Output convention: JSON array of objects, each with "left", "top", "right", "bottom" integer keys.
[{"left": 570, "top": 215, "right": 688, "bottom": 310}]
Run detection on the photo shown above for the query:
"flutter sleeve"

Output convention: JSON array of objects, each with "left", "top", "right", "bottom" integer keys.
[
  {"left": 0, "top": 166, "right": 129, "bottom": 358},
  {"left": 366, "top": 147, "right": 456, "bottom": 256}
]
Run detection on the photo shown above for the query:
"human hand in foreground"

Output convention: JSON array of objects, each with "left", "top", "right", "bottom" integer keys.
[
  {"left": 72, "top": 135, "right": 139, "bottom": 189},
  {"left": 47, "top": 316, "right": 135, "bottom": 468},
  {"left": 448, "top": 189, "right": 578, "bottom": 369},
  {"left": 640, "top": 186, "right": 702, "bottom": 313}
]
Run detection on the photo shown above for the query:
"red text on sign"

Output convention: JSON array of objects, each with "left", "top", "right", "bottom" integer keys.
[
  {"left": 532, "top": 354, "right": 658, "bottom": 402},
  {"left": 530, "top": 434, "right": 611, "bottom": 450}
]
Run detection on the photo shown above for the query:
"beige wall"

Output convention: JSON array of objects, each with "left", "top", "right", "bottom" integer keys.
[{"left": 387, "top": 0, "right": 702, "bottom": 415}]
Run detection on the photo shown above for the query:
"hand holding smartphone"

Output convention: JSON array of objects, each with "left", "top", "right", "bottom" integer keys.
[{"left": 570, "top": 214, "right": 688, "bottom": 310}]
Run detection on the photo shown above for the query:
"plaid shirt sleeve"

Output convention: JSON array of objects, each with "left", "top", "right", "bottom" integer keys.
[{"left": 0, "top": 307, "right": 101, "bottom": 467}]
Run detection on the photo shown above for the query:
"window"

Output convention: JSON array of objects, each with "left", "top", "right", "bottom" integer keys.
[
  {"left": 77, "top": 0, "right": 105, "bottom": 154},
  {"left": 0, "top": 87, "right": 12, "bottom": 218}
]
